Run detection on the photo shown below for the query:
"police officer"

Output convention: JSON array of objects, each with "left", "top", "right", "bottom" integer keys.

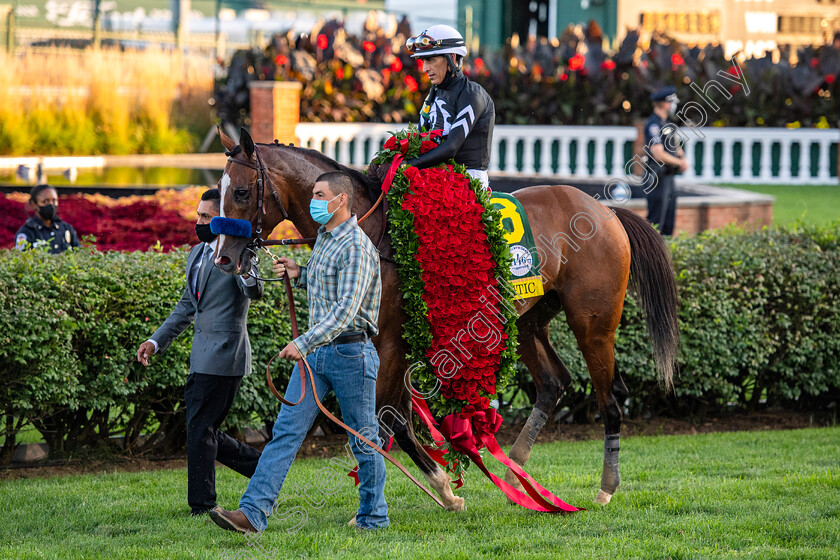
[
  {"left": 15, "top": 184, "right": 80, "bottom": 254},
  {"left": 644, "top": 87, "right": 689, "bottom": 236},
  {"left": 403, "top": 25, "right": 495, "bottom": 191}
]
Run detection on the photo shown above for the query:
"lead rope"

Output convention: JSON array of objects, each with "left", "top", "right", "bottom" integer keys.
[{"left": 259, "top": 247, "right": 445, "bottom": 508}]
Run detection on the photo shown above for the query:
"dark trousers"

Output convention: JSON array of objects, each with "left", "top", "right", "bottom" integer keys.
[
  {"left": 184, "top": 372, "right": 262, "bottom": 512},
  {"left": 646, "top": 173, "right": 677, "bottom": 236}
]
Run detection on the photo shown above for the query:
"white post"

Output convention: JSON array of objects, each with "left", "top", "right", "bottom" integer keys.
[
  {"left": 720, "top": 138, "right": 734, "bottom": 182},
  {"left": 798, "top": 139, "right": 810, "bottom": 183},
  {"left": 522, "top": 137, "right": 536, "bottom": 175},
  {"left": 701, "top": 136, "right": 714, "bottom": 182},
  {"left": 759, "top": 138, "right": 772, "bottom": 182},
  {"left": 539, "top": 138, "right": 552, "bottom": 175},
  {"left": 593, "top": 137, "right": 607, "bottom": 176},
  {"left": 557, "top": 138, "right": 570, "bottom": 176},
  {"left": 817, "top": 139, "right": 831, "bottom": 183},
  {"left": 778, "top": 138, "right": 792, "bottom": 182},
  {"left": 574, "top": 137, "right": 588, "bottom": 177}
]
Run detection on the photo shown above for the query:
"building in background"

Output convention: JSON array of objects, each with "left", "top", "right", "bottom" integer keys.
[
  {"left": 458, "top": 0, "right": 840, "bottom": 56},
  {"left": 384, "top": 0, "right": 456, "bottom": 32},
  {"left": 5, "top": 0, "right": 387, "bottom": 50}
]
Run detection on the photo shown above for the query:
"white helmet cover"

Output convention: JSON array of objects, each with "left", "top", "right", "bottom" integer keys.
[{"left": 408, "top": 24, "right": 468, "bottom": 58}]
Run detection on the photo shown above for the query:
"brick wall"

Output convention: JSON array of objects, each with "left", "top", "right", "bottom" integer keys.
[
  {"left": 624, "top": 201, "right": 773, "bottom": 234},
  {"left": 248, "top": 81, "right": 302, "bottom": 145}
]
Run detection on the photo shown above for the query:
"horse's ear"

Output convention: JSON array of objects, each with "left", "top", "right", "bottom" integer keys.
[
  {"left": 219, "top": 126, "right": 236, "bottom": 152},
  {"left": 240, "top": 128, "right": 255, "bottom": 160}
]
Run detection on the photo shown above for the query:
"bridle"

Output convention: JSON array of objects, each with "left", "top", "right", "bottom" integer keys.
[
  {"left": 223, "top": 143, "right": 442, "bottom": 507},
  {"left": 225, "top": 143, "right": 389, "bottom": 283}
]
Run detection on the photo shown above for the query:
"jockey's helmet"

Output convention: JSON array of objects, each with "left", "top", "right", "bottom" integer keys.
[{"left": 406, "top": 25, "right": 468, "bottom": 59}]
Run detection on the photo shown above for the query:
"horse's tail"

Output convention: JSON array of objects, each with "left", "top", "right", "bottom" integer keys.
[{"left": 613, "top": 207, "right": 680, "bottom": 391}]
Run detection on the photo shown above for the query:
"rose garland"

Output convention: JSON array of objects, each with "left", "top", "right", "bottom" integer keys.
[{"left": 373, "top": 127, "right": 519, "bottom": 473}]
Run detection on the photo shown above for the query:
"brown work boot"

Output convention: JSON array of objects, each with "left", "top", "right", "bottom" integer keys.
[{"left": 208, "top": 507, "right": 258, "bottom": 534}]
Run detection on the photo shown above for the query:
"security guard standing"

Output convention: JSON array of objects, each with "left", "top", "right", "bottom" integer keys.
[
  {"left": 644, "top": 87, "right": 689, "bottom": 236},
  {"left": 15, "top": 184, "right": 80, "bottom": 254}
]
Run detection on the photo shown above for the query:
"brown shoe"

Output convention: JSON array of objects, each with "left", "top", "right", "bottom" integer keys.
[{"left": 208, "top": 507, "right": 258, "bottom": 534}]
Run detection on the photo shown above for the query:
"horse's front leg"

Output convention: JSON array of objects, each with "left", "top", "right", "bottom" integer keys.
[{"left": 373, "top": 327, "right": 465, "bottom": 512}]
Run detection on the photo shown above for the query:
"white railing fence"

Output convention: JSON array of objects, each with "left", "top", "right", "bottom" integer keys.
[{"left": 295, "top": 123, "right": 839, "bottom": 185}]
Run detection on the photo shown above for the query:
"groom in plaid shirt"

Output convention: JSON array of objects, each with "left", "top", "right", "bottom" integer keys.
[{"left": 210, "top": 171, "right": 388, "bottom": 533}]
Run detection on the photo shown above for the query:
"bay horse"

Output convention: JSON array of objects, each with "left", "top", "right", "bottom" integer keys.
[{"left": 214, "top": 128, "right": 679, "bottom": 510}]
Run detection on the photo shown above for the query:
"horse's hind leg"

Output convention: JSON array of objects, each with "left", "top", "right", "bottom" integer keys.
[
  {"left": 573, "top": 329, "right": 627, "bottom": 505},
  {"left": 505, "top": 304, "right": 572, "bottom": 492}
]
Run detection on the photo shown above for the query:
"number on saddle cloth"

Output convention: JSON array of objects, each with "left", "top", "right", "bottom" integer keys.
[{"left": 490, "top": 192, "right": 544, "bottom": 300}]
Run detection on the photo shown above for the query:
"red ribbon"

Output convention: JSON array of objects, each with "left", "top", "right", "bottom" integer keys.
[
  {"left": 379, "top": 130, "right": 444, "bottom": 194},
  {"left": 438, "top": 408, "right": 580, "bottom": 513},
  {"left": 349, "top": 436, "right": 394, "bottom": 486},
  {"left": 411, "top": 394, "right": 447, "bottom": 447},
  {"left": 380, "top": 153, "right": 404, "bottom": 194},
  {"left": 411, "top": 395, "right": 464, "bottom": 487}
]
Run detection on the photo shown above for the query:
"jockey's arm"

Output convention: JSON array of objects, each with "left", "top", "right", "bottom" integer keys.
[{"left": 404, "top": 124, "right": 468, "bottom": 169}]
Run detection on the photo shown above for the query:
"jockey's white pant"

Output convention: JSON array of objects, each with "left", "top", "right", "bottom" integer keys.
[{"left": 466, "top": 169, "right": 490, "bottom": 193}]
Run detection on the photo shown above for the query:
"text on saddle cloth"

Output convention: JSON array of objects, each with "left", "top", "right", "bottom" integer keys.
[{"left": 490, "top": 192, "right": 544, "bottom": 299}]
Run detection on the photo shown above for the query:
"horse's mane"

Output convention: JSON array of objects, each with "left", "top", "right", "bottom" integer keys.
[{"left": 259, "top": 142, "right": 382, "bottom": 204}]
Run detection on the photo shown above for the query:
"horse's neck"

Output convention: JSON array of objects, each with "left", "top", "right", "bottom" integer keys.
[{"left": 266, "top": 146, "right": 377, "bottom": 240}]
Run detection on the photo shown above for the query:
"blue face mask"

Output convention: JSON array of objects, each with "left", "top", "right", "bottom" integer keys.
[{"left": 309, "top": 195, "right": 340, "bottom": 225}]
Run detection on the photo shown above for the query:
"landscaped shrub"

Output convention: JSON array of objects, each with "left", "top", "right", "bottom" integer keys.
[
  {"left": 1, "top": 224, "right": 838, "bottom": 460},
  {"left": 544, "top": 223, "right": 840, "bottom": 422},
  {"left": 0, "top": 245, "right": 308, "bottom": 460}
]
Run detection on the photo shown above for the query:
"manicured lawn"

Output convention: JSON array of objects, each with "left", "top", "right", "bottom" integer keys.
[
  {"left": 1, "top": 427, "right": 838, "bottom": 559},
  {"left": 731, "top": 184, "right": 840, "bottom": 227}
]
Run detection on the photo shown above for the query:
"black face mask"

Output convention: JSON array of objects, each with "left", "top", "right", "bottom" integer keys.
[
  {"left": 38, "top": 204, "right": 56, "bottom": 221},
  {"left": 195, "top": 223, "right": 217, "bottom": 243}
]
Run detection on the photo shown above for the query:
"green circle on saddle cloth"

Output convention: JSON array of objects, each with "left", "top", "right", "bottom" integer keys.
[{"left": 490, "top": 192, "right": 544, "bottom": 299}]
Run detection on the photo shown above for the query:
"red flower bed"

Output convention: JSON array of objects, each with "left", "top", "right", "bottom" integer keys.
[{"left": 1, "top": 192, "right": 195, "bottom": 252}]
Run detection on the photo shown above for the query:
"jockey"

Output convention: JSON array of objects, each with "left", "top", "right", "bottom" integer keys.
[{"left": 403, "top": 25, "right": 495, "bottom": 191}]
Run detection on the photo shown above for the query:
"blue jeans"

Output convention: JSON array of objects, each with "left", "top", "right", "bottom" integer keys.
[{"left": 239, "top": 340, "right": 389, "bottom": 531}]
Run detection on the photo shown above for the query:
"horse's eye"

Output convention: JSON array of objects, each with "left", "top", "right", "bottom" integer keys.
[{"left": 234, "top": 189, "right": 249, "bottom": 201}]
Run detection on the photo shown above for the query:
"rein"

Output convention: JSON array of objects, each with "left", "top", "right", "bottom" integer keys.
[{"left": 225, "top": 145, "right": 441, "bottom": 507}]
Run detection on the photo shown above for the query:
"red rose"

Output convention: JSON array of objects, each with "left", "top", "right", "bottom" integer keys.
[
  {"left": 568, "top": 54, "right": 585, "bottom": 71},
  {"left": 420, "top": 140, "right": 438, "bottom": 154},
  {"left": 383, "top": 136, "right": 398, "bottom": 151},
  {"left": 460, "top": 405, "right": 477, "bottom": 419}
]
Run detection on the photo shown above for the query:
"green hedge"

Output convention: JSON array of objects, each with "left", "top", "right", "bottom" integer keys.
[
  {"left": 2, "top": 224, "right": 839, "bottom": 461},
  {"left": 543, "top": 223, "right": 840, "bottom": 422},
  {"left": 0, "top": 245, "right": 308, "bottom": 462}
]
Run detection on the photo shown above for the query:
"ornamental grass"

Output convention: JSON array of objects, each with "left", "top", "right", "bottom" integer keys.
[{"left": 0, "top": 47, "right": 214, "bottom": 156}]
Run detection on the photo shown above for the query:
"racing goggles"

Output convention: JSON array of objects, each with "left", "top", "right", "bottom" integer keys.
[{"left": 405, "top": 33, "right": 465, "bottom": 53}]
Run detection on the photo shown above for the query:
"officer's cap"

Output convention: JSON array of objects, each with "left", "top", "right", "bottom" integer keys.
[{"left": 651, "top": 86, "right": 677, "bottom": 102}]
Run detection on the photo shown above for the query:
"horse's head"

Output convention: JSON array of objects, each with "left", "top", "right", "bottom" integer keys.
[{"left": 214, "top": 127, "right": 290, "bottom": 275}]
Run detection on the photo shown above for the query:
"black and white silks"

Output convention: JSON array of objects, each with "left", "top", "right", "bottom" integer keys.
[{"left": 407, "top": 72, "right": 495, "bottom": 188}]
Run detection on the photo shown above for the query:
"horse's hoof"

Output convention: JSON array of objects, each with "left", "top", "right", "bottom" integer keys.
[
  {"left": 594, "top": 490, "right": 613, "bottom": 505},
  {"left": 445, "top": 496, "right": 465, "bottom": 512},
  {"left": 504, "top": 468, "right": 526, "bottom": 501},
  {"left": 348, "top": 515, "right": 357, "bottom": 527}
]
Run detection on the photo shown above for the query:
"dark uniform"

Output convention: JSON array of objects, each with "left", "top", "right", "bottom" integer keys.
[
  {"left": 406, "top": 71, "right": 495, "bottom": 189},
  {"left": 644, "top": 88, "right": 683, "bottom": 236},
  {"left": 15, "top": 215, "right": 80, "bottom": 254}
]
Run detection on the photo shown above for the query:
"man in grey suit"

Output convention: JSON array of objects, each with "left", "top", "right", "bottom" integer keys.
[{"left": 136, "top": 188, "right": 263, "bottom": 516}]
